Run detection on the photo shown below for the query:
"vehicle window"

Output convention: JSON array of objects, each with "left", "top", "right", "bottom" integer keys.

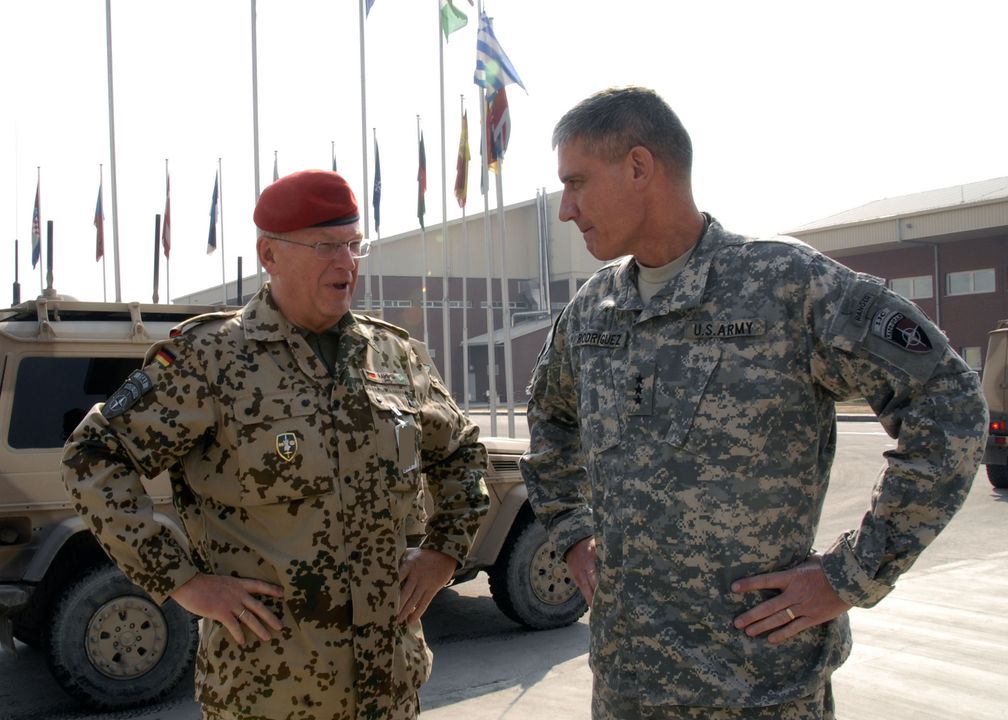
[{"left": 8, "top": 356, "right": 141, "bottom": 449}]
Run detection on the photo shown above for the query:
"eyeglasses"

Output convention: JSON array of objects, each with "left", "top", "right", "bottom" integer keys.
[{"left": 265, "top": 234, "right": 372, "bottom": 260}]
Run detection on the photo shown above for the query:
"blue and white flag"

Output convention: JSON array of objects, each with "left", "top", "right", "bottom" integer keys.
[{"left": 474, "top": 12, "right": 525, "bottom": 95}]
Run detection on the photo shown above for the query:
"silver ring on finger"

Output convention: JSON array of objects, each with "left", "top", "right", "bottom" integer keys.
[{"left": 237, "top": 607, "right": 248, "bottom": 621}]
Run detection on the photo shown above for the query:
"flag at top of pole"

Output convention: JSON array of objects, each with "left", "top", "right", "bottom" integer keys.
[
  {"left": 94, "top": 181, "right": 105, "bottom": 261},
  {"left": 455, "top": 109, "right": 470, "bottom": 208},
  {"left": 440, "top": 0, "right": 468, "bottom": 39},
  {"left": 365, "top": 0, "right": 376, "bottom": 17},
  {"left": 162, "top": 167, "right": 171, "bottom": 258},
  {"left": 417, "top": 131, "right": 427, "bottom": 230},
  {"left": 372, "top": 137, "right": 382, "bottom": 232},
  {"left": 207, "top": 173, "right": 220, "bottom": 254},
  {"left": 474, "top": 12, "right": 526, "bottom": 95},
  {"left": 31, "top": 178, "right": 41, "bottom": 268}
]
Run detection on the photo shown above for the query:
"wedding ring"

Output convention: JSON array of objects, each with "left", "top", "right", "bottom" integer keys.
[
  {"left": 785, "top": 607, "right": 796, "bottom": 621},
  {"left": 237, "top": 608, "right": 248, "bottom": 621}
]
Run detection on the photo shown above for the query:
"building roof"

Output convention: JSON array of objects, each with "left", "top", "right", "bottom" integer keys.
[{"left": 790, "top": 176, "right": 1008, "bottom": 233}]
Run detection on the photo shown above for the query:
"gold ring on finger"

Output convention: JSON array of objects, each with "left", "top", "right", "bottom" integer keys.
[{"left": 785, "top": 607, "right": 796, "bottom": 621}]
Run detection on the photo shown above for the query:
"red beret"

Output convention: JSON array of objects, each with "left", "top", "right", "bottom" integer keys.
[{"left": 254, "top": 170, "right": 359, "bottom": 232}]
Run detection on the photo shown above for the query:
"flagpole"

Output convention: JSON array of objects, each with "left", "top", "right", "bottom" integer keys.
[
  {"left": 219, "top": 158, "right": 227, "bottom": 304},
  {"left": 438, "top": 1, "right": 452, "bottom": 394},
  {"left": 104, "top": 0, "right": 122, "bottom": 302},
  {"left": 358, "top": 0, "right": 370, "bottom": 238},
  {"left": 478, "top": 87, "right": 497, "bottom": 433},
  {"left": 495, "top": 162, "right": 516, "bottom": 437},
  {"left": 418, "top": 117, "right": 429, "bottom": 345},
  {"left": 459, "top": 97, "right": 470, "bottom": 413},
  {"left": 251, "top": 0, "right": 264, "bottom": 291}
]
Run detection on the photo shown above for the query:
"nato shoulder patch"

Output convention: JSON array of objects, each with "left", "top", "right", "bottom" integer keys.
[
  {"left": 102, "top": 369, "right": 156, "bottom": 419},
  {"left": 870, "top": 307, "right": 933, "bottom": 353}
]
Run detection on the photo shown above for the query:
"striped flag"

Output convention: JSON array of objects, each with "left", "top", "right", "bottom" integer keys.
[
  {"left": 31, "top": 179, "right": 41, "bottom": 268},
  {"left": 485, "top": 86, "right": 511, "bottom": 171},
  {"left": 162, "top": 170, "right": 171, "bottom": 258},
  {"left": 474, "top": 12, "right": 525, "bottom": 94},
  {"left": 207, "top": 174, "right": 219, "bottom": 254},
  {"left": 94, "top": 181, "right": 104, "bottom": 261},
  {"left": 454, "top": 110, "right": 470, "bottom": 208},
  {"left": 372, "top": 138, "right": 382, "bottom": 232},
  {"left": 417, "top": 132, "right": 427, "bottom": 230}
]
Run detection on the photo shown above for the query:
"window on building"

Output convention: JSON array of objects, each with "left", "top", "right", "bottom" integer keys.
[
  {"left": 946, "top": 268, "right": 995, "bottom": 296},
  {"left": 961, "top": 346, "right": 982, "bottom": 371},
  {"left": 890, "top": 275, "right": 933, "bottom": 300}
]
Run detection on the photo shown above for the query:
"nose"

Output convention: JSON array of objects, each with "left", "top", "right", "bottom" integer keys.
[{"left": 558, "top": 190, "right": 578, "bottom": 223}]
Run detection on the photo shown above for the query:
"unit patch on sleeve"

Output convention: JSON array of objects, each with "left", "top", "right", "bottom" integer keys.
[
  {"left": 870, "top": 307, "right": 933, "bottom": 353},
  {"left": 102, "top": 370, "right": 155, "bottom": 419}
]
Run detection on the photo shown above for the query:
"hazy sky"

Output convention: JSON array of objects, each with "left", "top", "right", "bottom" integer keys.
[{"left": 2, "top": 0, "right": 1005, "bottom": 305}]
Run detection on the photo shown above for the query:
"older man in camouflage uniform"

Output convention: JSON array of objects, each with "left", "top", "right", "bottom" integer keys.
[
  {"left": 62, "top": 170, "right": 490, "bottom": 720},
  {"left": 520, "top": 87, "right": 987, "bottom": 719}
]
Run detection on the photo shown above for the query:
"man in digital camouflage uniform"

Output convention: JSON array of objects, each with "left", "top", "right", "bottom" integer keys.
[
  {"left": 62, "top": 169, "right": 490, "bottom": 720},
  {"left": 519, "top": 87, "right": 987, "bottom": 719}
]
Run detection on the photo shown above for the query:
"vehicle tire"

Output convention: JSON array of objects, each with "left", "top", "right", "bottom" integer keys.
[
  {"left": 488, "top": 517, "right": 588, "bottom": 629},
  {"left": 45, "top": 564, "right": 197, "bottom": 709},
  {"left": 988, "top": 464, "right": 1008, "bottom": 489}
]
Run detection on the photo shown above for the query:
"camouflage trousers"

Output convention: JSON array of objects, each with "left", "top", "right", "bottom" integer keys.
[
  {"left": 592, "top": 676, "right": 835, "bottom": 720},
  {"left": 202, "top": 693, "right": 420, "bottom": 720}
]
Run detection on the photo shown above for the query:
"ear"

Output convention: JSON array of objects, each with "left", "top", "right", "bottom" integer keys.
[
  {"left": 257, "top": 235, "right": 278, "bottom": 273},
  {"left": 627, "top": 146, "right": 654, "bottom": 187}
]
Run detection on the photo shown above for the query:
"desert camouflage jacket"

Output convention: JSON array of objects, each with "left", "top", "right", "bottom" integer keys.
[
  {"left": 520, "top": 217, "right": 986, "bottom": 707},
  {"left": 62, "top": 285, "right": 489, "bottom": 720}
]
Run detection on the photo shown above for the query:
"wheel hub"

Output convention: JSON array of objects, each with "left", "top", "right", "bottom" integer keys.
[
  {"left": 85, "top": 595, "right": 168, "bottom": 679},
  {"left": 529, "top": 542, "right": 578, "bottom": 605}
]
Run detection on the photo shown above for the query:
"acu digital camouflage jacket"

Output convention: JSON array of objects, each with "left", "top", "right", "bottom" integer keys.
[{"left": 521, "top": 218, "right": 986, "bottom": 708}]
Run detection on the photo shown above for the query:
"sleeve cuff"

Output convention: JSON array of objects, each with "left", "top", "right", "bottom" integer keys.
[{"left": 821, "top": 532, "right": 896, "bottom": 608}]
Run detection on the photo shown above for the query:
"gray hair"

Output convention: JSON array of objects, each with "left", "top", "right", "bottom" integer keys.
[{"left": 552, "top": 86, "right": 693, "bottom": 178}]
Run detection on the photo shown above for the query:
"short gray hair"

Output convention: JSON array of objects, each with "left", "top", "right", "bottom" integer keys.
[{"left": 552, "top": 86, "right": 693, "bottom": 178}]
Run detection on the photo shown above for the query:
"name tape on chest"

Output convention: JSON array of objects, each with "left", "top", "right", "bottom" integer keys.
[
  {"left": 688, "top": 319, "right": 765, "bottom": 339},
  {"left": 573, "top": 331, "right": 625, "bottom": 348},
  {"left": 870, "top": 307, "right": 933, "bottom": 353}
]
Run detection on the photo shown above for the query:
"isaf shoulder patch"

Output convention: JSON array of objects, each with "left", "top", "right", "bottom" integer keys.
[
  {"left": 102, "top": 369, "right": 156, "bottom": 419},
  {"left": 870, "top": 307, "right": 933, "bottom": 353}
]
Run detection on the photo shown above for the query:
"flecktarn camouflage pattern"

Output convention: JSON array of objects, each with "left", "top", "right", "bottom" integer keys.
[
  {"left": 62, "top": 285, "right": 489, "bottom": 720},
  {"left": 521, "top": 217, "right": 987, "bottom": 708}
]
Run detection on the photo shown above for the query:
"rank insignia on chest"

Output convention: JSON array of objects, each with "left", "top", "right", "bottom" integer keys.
[
  {"left": 363, "top": 368, "right": 409, "bottom": 386},
  {"left": 275, "top": 432, "right": 298, "bottom": 462}
]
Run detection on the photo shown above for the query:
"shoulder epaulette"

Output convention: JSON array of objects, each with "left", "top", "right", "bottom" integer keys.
[
  {"left": 353, "top": 312, "right": 410, "bottom": 340},
  {"left": 169, "top": 310, "right": 240, "bottom": 338}
]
